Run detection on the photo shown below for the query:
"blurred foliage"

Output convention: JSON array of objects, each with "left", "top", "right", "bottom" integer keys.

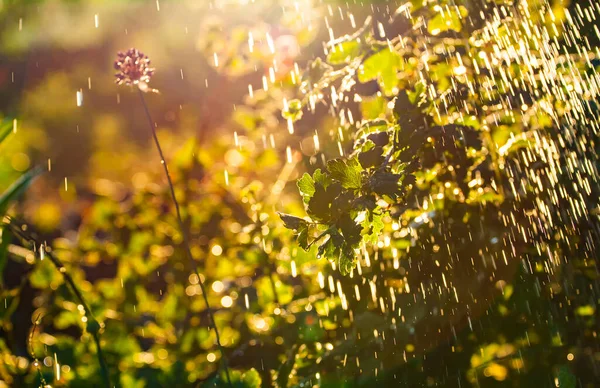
[{"left": 0, "top": 0, "right": 599, "bottom": 387}]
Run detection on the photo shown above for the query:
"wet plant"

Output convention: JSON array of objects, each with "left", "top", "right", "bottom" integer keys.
[
  {"left": 114, "top": 48, "right": 233, "bottom": 386},
  {"left": 0, "top": 1, "right": 599, "bottom": 386},
  {"left": 5, "top": 218, "right": 111, "bottom": 388}
]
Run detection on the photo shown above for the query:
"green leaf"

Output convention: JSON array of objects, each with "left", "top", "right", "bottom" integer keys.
[
  {"left": 367, "top": 131, "right": 390, "bottom": 147},
  {"left": 278, "top": 212, "right": 307, "bottom": 230},
  {"left": 237, "top": 368, "right": 262, "bottom": 387},
  {"left": 359, "top": 48, "right": 402, "bottom": 96},
  {"left": 297, "top": 172, "right": 315, "bottom": 201},
  {"left": 173, "top": 137, "right": 197, "bottom": 170},
  {"left": 30, "top": 258, "right": 62, "bottom": 290},
  {"left": 358, "top": 145, "right": 384, "bottom": 168},
  {"left": 282, "top": 99, "right": 303, "bottom": 122},
  {"left": 427, "top": 6, "right": 468, "bottom": 35},
  {"left": 368, "top": 170, "right": 403, "bottom": 198},
  {"left": 256, "top": 276, "right": 294, "bottom": 305},
  {"left": 330, "top": 190, "right": 354, "bottom": 216},
  {"left": 307, "top": 183, "right": 341, "bottom": 222},
  {"left": 297, "top": 223, "right": 309, "bottom": 250},
  {"left": 338, "top": 244, "right": 356, "bottom": 275},
  {"left": 316, "top": 230, "right": 356, "bottom": 275},
  {"left": 338, "top": 214, "right": 362, "bottom": 247},
  {"left": 371, "top": 213, "right": 384, "bottom": 235},
  {"left": 55, "top": 310, "right": 82, "bottom": 330},
  {"left": 313, "top": 168, "right": 331, "bottom": 188},
  {"left": 327, "top": 158, "right": 363, "bottom": 189},
  {"left": 360, "top": 95, "right": 387, "bottom": 120},
  {"left": 317, "top": 232, "right": 342, "bottom": 261},
  {"left": 327, "top": 40, "right": 362, "bottom": 65},
  {"left": 0, "top": 167, "right": 42, "bottom": 216},
  {"left": 393, "top": 90, "right": 423, "bottom": 133},
  {"left": 279, "top": 212, "right": 310, "bottom": 250},
  {"left": 212, "top": 368, "right": 262, "bottom": 388},
  {"left": 407, "top": 81, "right": 427, "bottom": 107},
  {"left": 363, "top": 212, "right": 384, "bottom": 244},
  {"left": 159, "top": 285, "right": 183, "bottom": 322},
  {"left": 360, "top": 119, "right": 390, "bottom": 134}
]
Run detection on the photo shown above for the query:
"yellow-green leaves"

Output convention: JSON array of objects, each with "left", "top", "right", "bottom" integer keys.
[
  {"left": 29, "top": 258, "right": 63, "bottom": 290},
  {"left": 427, "top": 6, "right": 469, "bottom": 35},
  {"left": 326, "top": 157, "right": 363, "bottom": 189},
  {"left": 359, "top": 47, "right": 402, "bottom": 96},
  {"left": 297, "top": 169, "right": 332, "bottom": 205},
  {"left": 575, "top": 305, "right": 595, "bottom": 316},
  {"left": 211, "top": 368, "right": 262, "bottom": 388},
  {"left": 362, "top": 212, "right": 384, "bottom": 245},
  {"left": 297, "top": 172, "right": 316, "bottom": 202},
  {"left": 0, "top": 118, "right": 41, "bottom": 216},
  {"left": 282, "top": 145, "right": 402, "bottom": 275},
  {"left": 278, "top": 213, "right": 306, "bottom": 230},
  {"left": 279, "top": 212, "right": 310, "bottom": 249},
  {"left": 232, "top": 368, "right": 262, "bottom": 388},
  {"left": 327, "top": 40, "right": 362, "bottom": 65},
  {"left": 0, "top": 167, "right": 41, "bottom": 216},
  {"left": 360, "top": 95, "right": 388, "bottom": 120},
  {"left": 256, "top": 275, "right": 293, "bottom": 305},
  {"left": 282, "top": 99, "right": 303, "bottom": 122}
]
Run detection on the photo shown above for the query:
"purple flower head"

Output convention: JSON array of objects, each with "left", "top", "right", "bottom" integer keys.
[{"left": 114, "top": 48, "right": 155, "bottom": 87}]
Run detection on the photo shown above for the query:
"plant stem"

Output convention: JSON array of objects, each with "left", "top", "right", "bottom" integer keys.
[
  {"left": 29, "top": 316, "right": 48, "bottom": 387},
  {"left": 306, "top": 228, "right": 332, "bottom": 250},
  {"left": 6, "top": 222, "right": 111, "bottom": 388},
  {"left": 138, "top": 89, "right": 232, "bottom": 386}
]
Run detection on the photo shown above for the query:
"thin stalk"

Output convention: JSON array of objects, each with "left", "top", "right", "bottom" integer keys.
[
  {"left": 6, "top": 222, "right": 111, "bottom": 388},
  {"left": 138, "top": 89, "right": 232, "bottom": 386},
  {"left": 29, "top": 315, "right": 48, "bottom": 387},
  {"left": 267, "top": 269, "right": 280, "bottom": 306}
]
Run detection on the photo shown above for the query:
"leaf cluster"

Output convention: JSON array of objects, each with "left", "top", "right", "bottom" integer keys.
[{"left": 279, "top": 90, "right": 436, "bottom": 274}]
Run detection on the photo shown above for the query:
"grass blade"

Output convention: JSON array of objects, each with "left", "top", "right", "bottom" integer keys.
[
  {"left": 0, "top": 118, "right": 15, "bottom": 146},
  {"left": 0, "top": 225, "right": 11, "bottom": 287},
  {"left": 0, "top": 167, "right": 42, "bottom": 216}
]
